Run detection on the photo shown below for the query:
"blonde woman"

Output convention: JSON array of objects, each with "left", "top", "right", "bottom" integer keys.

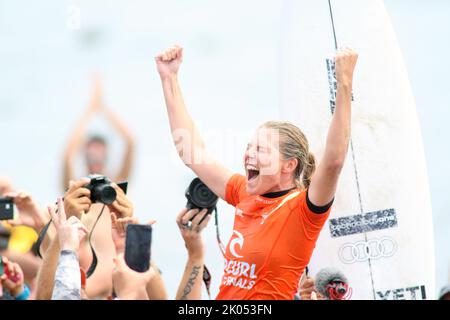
[{"left": 156, "top": 45, "right": 358, "bottom": 300}]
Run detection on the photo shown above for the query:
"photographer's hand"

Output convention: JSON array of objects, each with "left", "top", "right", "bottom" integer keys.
[
  {"left": 63, "top": 178, "right": 92, "bottom": 219},
  {"left": 176, "top": 208, "right": 210, "bottom": 260},
  {"left": 108, "top": 183, "right": 133, "bottom": 218},
  {"left": 4, "top": 191, "right": 49, "bottom": 232},
  {"left": 175, "top": 208, "right": 210, "bottom": 300}
]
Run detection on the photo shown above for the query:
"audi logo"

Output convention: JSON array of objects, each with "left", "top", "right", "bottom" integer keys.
[{"left": 338, "top": 237, "right": 398, "bottom": 264}]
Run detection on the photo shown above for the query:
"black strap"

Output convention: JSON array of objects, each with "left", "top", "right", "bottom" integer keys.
[
  {"left": 85, "top": 205, "right": 105, "bottom": 278},
  {"left": 35, "top": 220, "right": 52, "bottom": 259},
  {"left": 34, "top": 205, "right": 105, "bottom": 279},
  {"left": 213, "top": 207, "right": 225, "bottom": 256},
  {"left": 200, "top": 206, "right": 224, "bottom": 300},
  {"left": 202, "top": 265, "right": 212, "bottom": 300}
]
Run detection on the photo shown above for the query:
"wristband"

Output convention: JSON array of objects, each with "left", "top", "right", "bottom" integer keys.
[{"left": 14, "top": 284, "right": 30, "bottom": 300}]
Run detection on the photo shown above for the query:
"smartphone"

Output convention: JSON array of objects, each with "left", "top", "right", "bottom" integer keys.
[
  {"left": 0, "top": 197, "right": 14, "bottom": 220},
  {"left": 124, "top": 224, "right": 152, "bottom": 273},
  {"left": 117, "top": 182, "right": 128, "bottom": 194}
]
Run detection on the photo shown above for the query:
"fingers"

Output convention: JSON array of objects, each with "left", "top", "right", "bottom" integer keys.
[
  {"left": 109, "top": 184, "right": 132, "bottom": 218},
  {"left": 10, "top": 262, "right": 22, "bottom": 281},
  {"left": 302, "top": 278, "right": 315, "bottom": 289},
  {"left": 6, "top": 219, "right": 20, "bottom": 226},
  {"left": 3, "top": 258, "right": 20, "bottom": 282},
  {"left": 67, "top": 177, "right": 91, "bottom": 193},
  {"left": 111, "top": 212, "right": 125, "bottom": 234},
  {"left": 70, "top": 187, "right": 91, "bottom": 199},
  {"left": 192, "top": 209, "right": 209, "bottom": 232},
  {"left": 146, "top": 219, "right": 156, "bottom": 226},
  {"left": 116, "top": 217, "right": 139, "bottom": 234},
  {"left": 77, "top": 203, "right": 92, "bottom": 214},
  {"left": 48, "top": 205, "right": 58, "bottom": 227},
  {"left": 3, "top": 191, "right": 18, "bottom": 199},
  {"left": 197, "top": 213, "right": 211, "bottom": 232},
  {"left": 16, "top": 191, "right": 30, "bottom": 200},
  {"left": 67, "top": 216, "right": 89, "bottom": 243},
  {"left": 57, "top": 197, "right": 66, "bottom": 223},
  {"left": 76, "top": 196, "right": 92, "bottom": 206},
  {"left": 181, "top": 209, "right": 200, "bottom": 225},
  {"left": 78, "top": 227, "right": 88, "bottom": 241},
  {"left": 109, "top": 200, "right": 127, "bottom": 214},
  {"left": 111, "top": 211, "right": 118, "bottom": 227},
  {"left": 156, "top": 45, "right": 183, "bottom": 62},
  {"left": 109, "top": 201, "right": 131, "bottom": 219},
  {"left": 67, "top": 216, "right": 88, "bottom": 232},
  {"left": 176, "top": 208, "right": 189, "bottom": 227},
  {"left": 335, "top": 47, "right": 358, "bottom": 59}
]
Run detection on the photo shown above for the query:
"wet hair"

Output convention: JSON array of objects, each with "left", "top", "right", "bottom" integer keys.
[{"left": 261, "top": 121, "right": 316, "bottom": 188}]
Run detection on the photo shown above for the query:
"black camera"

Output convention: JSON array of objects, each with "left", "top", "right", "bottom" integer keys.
[
  {"left": 185, "top": 178, "right": 218, "bottom": 215},
  {"left": 84, "top": 174, "right": 117, "bottom": 205},
  {"left": 0, "top": 197, "right": 14, "bottom": 221}
]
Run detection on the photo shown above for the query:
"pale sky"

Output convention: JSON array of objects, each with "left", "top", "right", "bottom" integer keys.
[{"left": 0, "top": 0, "right": 448, "bottom": 298}]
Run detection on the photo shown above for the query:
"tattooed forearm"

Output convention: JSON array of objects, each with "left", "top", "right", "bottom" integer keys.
[{"left": 181, "top": 265, "right": 201, "bottom": 300}]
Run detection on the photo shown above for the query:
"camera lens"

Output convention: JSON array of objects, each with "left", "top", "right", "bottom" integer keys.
[
  {"left": 191, "top": 180, "right": 217, "bottom": 208},
  {"left": 93, "top": 184, "right": 117, "bottom": 205}
]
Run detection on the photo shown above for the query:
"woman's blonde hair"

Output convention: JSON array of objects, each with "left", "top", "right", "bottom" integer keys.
[{"left": 261, "top": 121, "right": 315, "bottom": 188}]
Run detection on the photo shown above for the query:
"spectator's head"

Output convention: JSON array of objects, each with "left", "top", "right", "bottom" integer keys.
[
  {"left": 85, "top": 135, "right": 108, "bottom": 174},
  {"left": 439, "top": 285, "right": 450, "bottom": 300},
  {"left": 244, "top": 121, "right": 315, "bottom": 195}
]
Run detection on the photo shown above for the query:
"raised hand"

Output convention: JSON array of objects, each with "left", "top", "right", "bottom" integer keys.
[
  {"left": 63, "top": 177, "right": 92, "bottom": 219},
  {"left": 110, "top": 213, "right": 146, "bottom": 254},
  {"left": 334, "top": 47, "right": 358, "bottom": 87},
  {"left": 4, "top": 191, "right": 48, "bottom": 232},
  {"left": 0, "top": 256, "right": 25, "bottom": 298},
  {"left": 108, "top": 183, "right": 134, "bottom": 219},
  {"left": 48, "top": 197, "right": 88, "bottom": 252},
  {"left": 176, "top": 208, "right": 211, "bottom": 260},
  {"left": 155, "top": 45, "right": 183, "bottom": 79}
]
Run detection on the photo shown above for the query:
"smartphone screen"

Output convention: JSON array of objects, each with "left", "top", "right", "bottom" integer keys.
[
  {"left": 124, "top": 224, "right": 152, "bottom": 273},
  {"left": 0, "top": 197, "right": 14, "bottom": 220}
]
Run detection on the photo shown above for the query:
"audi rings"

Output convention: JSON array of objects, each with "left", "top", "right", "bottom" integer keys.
[{"left": 338, "top": 237, "right": 397, "bottom": 264}]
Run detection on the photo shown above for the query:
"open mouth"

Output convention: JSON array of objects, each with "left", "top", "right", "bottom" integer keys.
[{"left": 247, "top": 166, "right": 260, "bottom": 182}]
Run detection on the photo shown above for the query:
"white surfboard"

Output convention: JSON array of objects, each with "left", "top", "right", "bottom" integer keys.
[{"left": 280, "top": 0, "right": 435, "bottom": 299}]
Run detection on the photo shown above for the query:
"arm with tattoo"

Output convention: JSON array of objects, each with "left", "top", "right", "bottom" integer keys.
[{"left": 176, "top": 261, "right": 203, "bottom": 300}]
